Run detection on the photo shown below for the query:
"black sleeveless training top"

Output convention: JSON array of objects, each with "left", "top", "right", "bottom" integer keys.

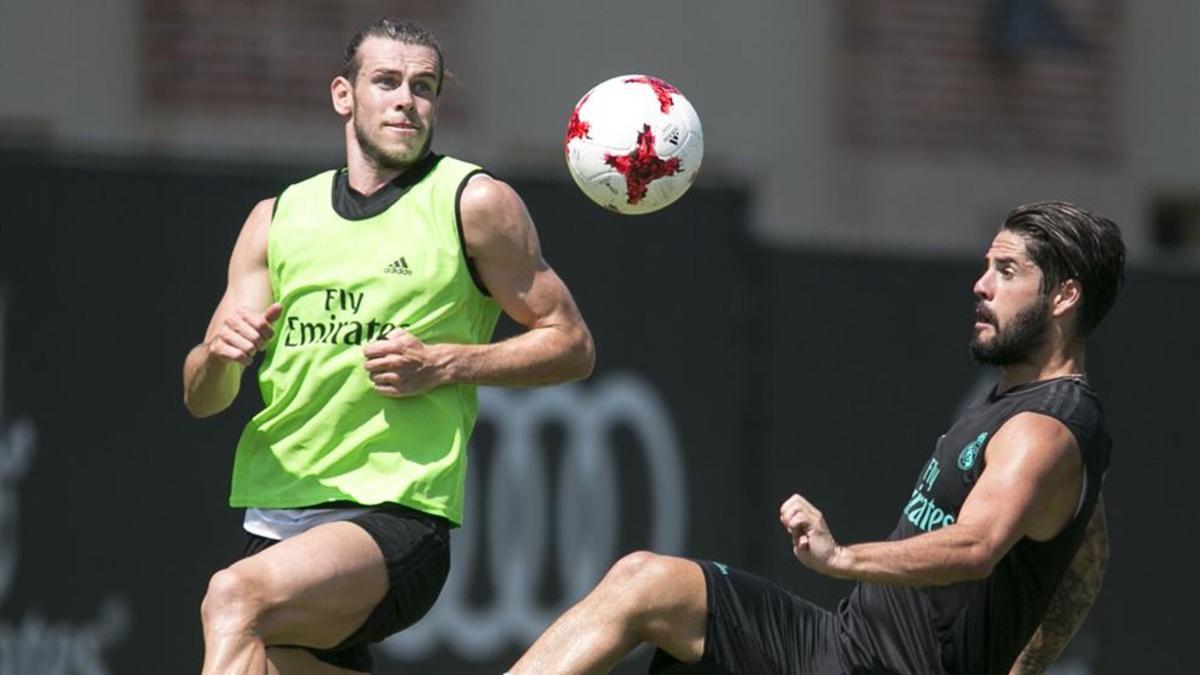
[{"left": 843, "top": 376, "right": 1111, "bottom": 674}]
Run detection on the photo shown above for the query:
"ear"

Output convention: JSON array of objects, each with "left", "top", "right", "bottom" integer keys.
[
  {"left": 331, "top": 75, "right": 354, "bottom": 117},
  {"left": 1051, "top": 278, "right": 1082, "bottom": 319}
]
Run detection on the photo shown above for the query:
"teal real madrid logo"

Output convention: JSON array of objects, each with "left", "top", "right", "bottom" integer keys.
[{"left": 957, "top": 432, "right": 988, "bottom": 471}]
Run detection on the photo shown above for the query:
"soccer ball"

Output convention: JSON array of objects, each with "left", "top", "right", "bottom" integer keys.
[{"left": 563, "top": 75, "right": 703, "bottom": 215}]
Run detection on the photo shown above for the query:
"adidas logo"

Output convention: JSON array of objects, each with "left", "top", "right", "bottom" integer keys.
[{"left": 384, "top": 257, "right": 412, "bottom": 276}]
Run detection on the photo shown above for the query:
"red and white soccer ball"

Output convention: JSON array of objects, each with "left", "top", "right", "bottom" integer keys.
[{"left": 563, "top": 75, "right": 703, "bottom": 215}]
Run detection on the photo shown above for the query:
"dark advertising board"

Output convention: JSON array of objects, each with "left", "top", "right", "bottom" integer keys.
[{"left": 1, "top": 152, "right": 1196, "bottom": 673}]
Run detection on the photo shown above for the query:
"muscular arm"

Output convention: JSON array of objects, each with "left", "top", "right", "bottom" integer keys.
[
  {"left": 365, "top": 175, "right": 593, "bottom": 394},
  {"left": 447, "top": 175, "right": 594, "bottom": 385},
  {"left": 784, "top": 413, "right": 1084, "bottom": 586},
  {"left": 182, "top": 199, "right": 276, "bottom": 417},
  {"left": 1009, "top": 496, "right": 1109, "bottom": 674}
]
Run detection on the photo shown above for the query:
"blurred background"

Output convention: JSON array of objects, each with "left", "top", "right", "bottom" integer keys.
[{"left": 1, "top": 1, "right": 1197, "bottom": 673}]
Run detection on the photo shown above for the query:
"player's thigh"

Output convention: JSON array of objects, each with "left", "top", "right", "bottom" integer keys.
[
  {"left": 230, "top": 520, "right": 388, "bottom": 648},
  {"left": 698, "top": 561, "right": 842, "bottom": 673},
  {"left": 266, "top": 647, "right": 366, "bottom": 675},
  {"left": 618, "top": 552, "right": 708, "bottom": 662}
]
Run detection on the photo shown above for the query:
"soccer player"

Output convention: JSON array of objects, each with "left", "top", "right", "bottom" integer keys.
[
  {"left": 182, "top": 19, "right": 594, "bottom": 675},
  {"left": 510, "top": 202, "right": 1123, "bottom": 675}
]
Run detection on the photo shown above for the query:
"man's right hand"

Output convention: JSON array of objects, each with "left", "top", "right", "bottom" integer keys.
[{"left": 206, "top": 303, "right": 283, "bottom": 366}]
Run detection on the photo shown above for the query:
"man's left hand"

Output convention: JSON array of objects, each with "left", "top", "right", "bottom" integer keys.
[
  {"left": 362, "top": 328, "right": 449, "bottom": 397},
  {"left": 779, "top": 493, "right": 844, "bottom": 577}
]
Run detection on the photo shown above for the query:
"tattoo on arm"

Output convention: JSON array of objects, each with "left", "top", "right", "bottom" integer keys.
[{"left": 1009, "top": 496, "right": 1109, "bottom": 675}]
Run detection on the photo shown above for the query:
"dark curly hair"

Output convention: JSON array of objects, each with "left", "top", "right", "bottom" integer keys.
[{"left": 1001, "top": 201, "right": 1126, "bottom": 338}]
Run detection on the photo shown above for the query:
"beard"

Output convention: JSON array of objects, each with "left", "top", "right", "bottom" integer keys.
[
  {"left": 354, "top": 116, "right": 431, "bottom": 171},
  {"left": 970, "top": 297, "right": 1051, "bottom": 366}
]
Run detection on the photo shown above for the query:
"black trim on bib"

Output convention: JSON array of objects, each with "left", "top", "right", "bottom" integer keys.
[
  {"left": 455, "top": 169, "right": 493, "bottom": 297},
  {"left": 330, "top": 152, "right": 442, "bottom": 221}
]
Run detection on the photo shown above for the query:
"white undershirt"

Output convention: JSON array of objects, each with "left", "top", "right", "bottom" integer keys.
[{"left": 243, "top": 506, "right": 366, "bottom": 540}]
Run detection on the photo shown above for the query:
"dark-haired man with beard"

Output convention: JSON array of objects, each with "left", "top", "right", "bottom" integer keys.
[
  {"left": 183, "top": 19, "right": 593, "bottom": 675},
  {"left": 510, "top": 201, "right": 1123, "bottom": 675}
]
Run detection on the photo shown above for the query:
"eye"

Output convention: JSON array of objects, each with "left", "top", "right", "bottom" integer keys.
[
  {"left": 374, "top": 76, "right": 399, "bottom": 89},
  {"left": 412, "top": 80, "right": 435, "bottom": 95}
]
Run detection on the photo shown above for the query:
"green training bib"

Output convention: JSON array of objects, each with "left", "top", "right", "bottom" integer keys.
[{"left": 229, "top": 155, "right": 500, "bottom": 525}]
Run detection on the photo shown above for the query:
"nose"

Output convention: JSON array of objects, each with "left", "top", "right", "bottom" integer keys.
[
  {"left": 973, "top": 270, "right": 993, "bottom": 300},
  {"left": 392, "top": 83, "right": 414, "bottom": 110}
]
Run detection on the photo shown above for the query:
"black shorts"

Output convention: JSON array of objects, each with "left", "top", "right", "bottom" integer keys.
[
  {"left": 648, "top": 560, "right": 852, "bottom": 675},
  {"left": 241, "top": 503, "right": 451, "bottom": 673}
]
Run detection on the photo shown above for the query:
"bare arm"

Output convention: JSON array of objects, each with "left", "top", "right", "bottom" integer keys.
[
  {"left": 363, "top": 175, "right": 594, "bottom": 395},
  {"left": 781, "top": 413, "right": 1083, "bottom": 586},
  {"left": 182, "top": 198, "right": 280, "bottom": 418},
  {"left": 1008, "top": 496, "right": 1109, "bottom": 674}
]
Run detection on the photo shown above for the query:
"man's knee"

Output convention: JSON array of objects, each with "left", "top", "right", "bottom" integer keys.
[
  {"left": 604, "top": 552, "right": 706, "bottom": 651},
  {"left": 605, "top": 551, "right": 680, "bottom": 596},
  {"left": 202, "top": 565, "right": 270, "bottom": 633}
]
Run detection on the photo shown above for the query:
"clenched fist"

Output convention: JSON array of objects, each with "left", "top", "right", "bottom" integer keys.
[
  {"left": 779, "top": 493, "right": 844, "bottom": 577},
  {"left": 362, "top": 327, "right": 448, "bottom": 397},
  {"left": 206, "top": 303, "right": 283, "bottom": 366}
]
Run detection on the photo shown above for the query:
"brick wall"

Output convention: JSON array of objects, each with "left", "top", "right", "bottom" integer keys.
[
  {"left": 838, "top": 0, "right": 1121, "bottom": 163},
  {"left": 140, "top": 0, "right": 467, "bottom": 120}
]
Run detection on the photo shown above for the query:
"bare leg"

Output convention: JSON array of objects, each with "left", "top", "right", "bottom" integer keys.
[
  {"left": 200, "top": 521, "right": 388, "bottom": 675},
  {"left": 510, "top": 551, "right": 708, "bottom": 675}
]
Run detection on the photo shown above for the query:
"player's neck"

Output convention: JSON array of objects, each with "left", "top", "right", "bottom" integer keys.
[
  {"left": 997, "top": 343, "right": 1085, "bottom": 394},
  {"left": 343, "top": 132, "right": 426, "bottom": 196},
  {"left": 344, "top": 155, "right": 404, "bottom": 197}
]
